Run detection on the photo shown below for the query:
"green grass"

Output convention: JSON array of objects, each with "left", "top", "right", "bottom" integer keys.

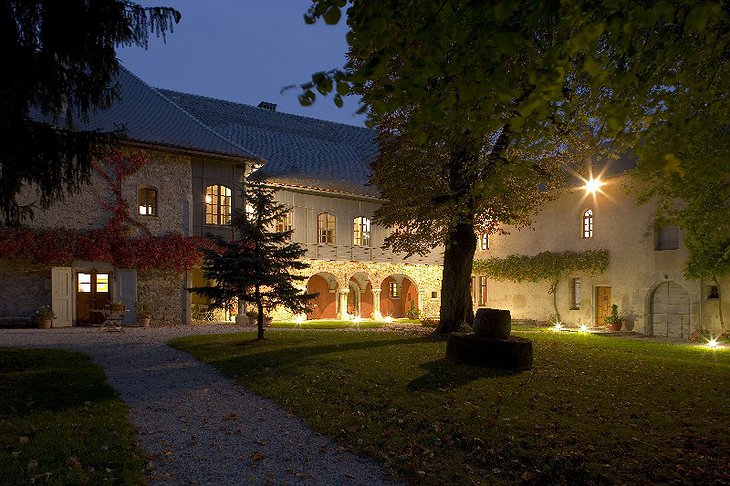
[
  {"left": 0, "top": 348, "right": 146, "bottom": 485},
  {"left": 171, "top": 329, "right": 730, "bottom": 485}
]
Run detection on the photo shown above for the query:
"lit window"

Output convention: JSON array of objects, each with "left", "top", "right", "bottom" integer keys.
[
  {"left": 353, "top": 217, "right": 371, "bottom": 246},
  {"left": 96, "top": 274, "right": 109, "bottom": 293},
  {"left": 582, "top": 209, "right": 593, "bottom": 238},
  {"left": 317, "top": 213, "right": 336, "bottom": 244},
  {"left": 655, "top": 225, "right": 679, "bottom": 250},
  {"left": 138, "top": 187, "right": 157, "bottom": 216},
  {"left": 78, "top": 273, "right": 91, "bottom": 293},
  {"left": 276, "top": 210, "right": 293, "bottom": 234},
  {"left": 480, "top": 233, "right": 490, "bottom": 250},
  {"left": 570, "top": 278, "right": 581, "bottom": 309},
  {"left": 479, "top": 276, "right": 488, "bottom": 306},
  {"left": 205, "top": 185, "right": 232, "bottom": 225},
  {"left": 389, "top": 281, "right": 399, "bottom": 298},
  {"left": 470, "top": 276, "right": 476, "bottom": 303}
]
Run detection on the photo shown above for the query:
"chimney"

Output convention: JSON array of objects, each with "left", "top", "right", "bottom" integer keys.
[{"left": 257, "top": 101, "right": 277, "bottom": 111}]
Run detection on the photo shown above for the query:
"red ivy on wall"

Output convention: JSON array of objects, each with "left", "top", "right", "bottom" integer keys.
[{"left": 0, "top": 150, "right": 216, "bottom": 272}]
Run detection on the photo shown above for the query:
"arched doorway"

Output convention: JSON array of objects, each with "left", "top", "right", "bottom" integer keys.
[
  {"left": 348, "top": 273, "right": 373, "bottom": 318},
  {"left": 306, "top": 272, "right": 339, "bottom": 319},
  {"left": 651, "top": 281, "right": 690, "bottom": 338},
  {"left": 381, "top": 274, "right": 418, "bottom": 318}
]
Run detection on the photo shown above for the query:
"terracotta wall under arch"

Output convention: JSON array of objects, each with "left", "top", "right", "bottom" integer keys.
[{"left": 307, "top": 274, "right": 337, "bottom": 319}]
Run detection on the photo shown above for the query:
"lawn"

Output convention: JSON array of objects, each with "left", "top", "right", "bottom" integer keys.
[
  {"left": 171, "top": 329, "right": 730, "bottom": 485},
  {"left": 0, "top": 348, "right": 146, "bottom": 485},
  {"left": 271, "top": 318, "right": 420, "bottom": 329}
]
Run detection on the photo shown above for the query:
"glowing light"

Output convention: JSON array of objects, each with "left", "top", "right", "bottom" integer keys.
[
  {"left": 584, "top": 177, "right": 602, "bottom": 194},
  {"left": 707, "top": 338, "right": 719, "bottom": 349},
  {"left": 553, "top": 322, "right": 563, "bottom": 331},
  {"left": 294, "top": 314, "right": 306, "bottom": 324},
  {"left": 579, "top": 324, "right": 589, "bottom": 333},
  {"left": 383, "top": 315, "right": 394, "bottom": 323},
  {"left": 205, "top": 194, "right": 212, "bottom": 204},
  {"left": 352, "top": 315, "right": 362, "bottom": 323}
]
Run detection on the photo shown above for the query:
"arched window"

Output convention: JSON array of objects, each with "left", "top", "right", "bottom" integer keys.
[
  {"left": 480, "top": 233, "right": 489, "bottom": 250},
  {"left": 276, "top": 209, "right": 293, "bottom": 234},
  {"left": 582, "top": 209, "right": 593, "bottom": 238},
  {"left": 205, "top": 185, "right": 232, "bottom": 225},
  {"left": 138, "top": 187, "right": 157, "bottom": 216},
  {"left": 353, "top": 216, "right": 371, "bottom": 246},
  {"left": 317, "top": 212, "right": 336, "bottom": 244}
]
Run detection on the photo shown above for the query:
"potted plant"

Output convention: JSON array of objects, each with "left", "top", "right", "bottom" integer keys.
[
  {"left": 604, "top": 304, "right": 623, "bottom": 332},
  {"left": 35, "top": 305, "right": 55, "bottom": 329},
  {"left": 405, "top": 300, "right": 421, "bottom": 320},
  {"left": 245, "top": 309, "right": 257, "bottom": 326},
  {"left": 135, "top": 302, "right": 152, "bottom": 327}
]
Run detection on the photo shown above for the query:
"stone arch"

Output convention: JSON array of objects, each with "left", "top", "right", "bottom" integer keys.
[
  {"left": 307, "top": 272, "right": 339, "bottom": 320},
  {"left": 347, "top": 271, "right": 374, "bottom": 318},
  {"left": 381, "top": 273, "right": 419, "bottom": 318}
]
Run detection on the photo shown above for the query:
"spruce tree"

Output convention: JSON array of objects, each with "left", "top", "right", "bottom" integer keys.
[
  {"left": 1, "top": 1, "right": 180, "bottom": 224},
  {"left": 191, "top": 177, "right": 316, "bottom": 340}
]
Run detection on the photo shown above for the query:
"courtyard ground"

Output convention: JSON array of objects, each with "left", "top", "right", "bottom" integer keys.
[{"left": 172, "top": 328, "right": 730, "bottom": 485}]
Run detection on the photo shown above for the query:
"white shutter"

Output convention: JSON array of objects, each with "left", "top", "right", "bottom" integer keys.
[
  {"left": 51, "top": 267, "right": 73, "bottom": 327},
  {"left": 115, "top": 269, "right": 137, "bottom": 324}
]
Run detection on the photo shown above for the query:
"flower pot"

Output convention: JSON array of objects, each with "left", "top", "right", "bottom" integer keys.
[
  {"left": 606, "top": 321, "right": 622, "bottom": 332},
  {"left": 38, "top": 318, "right": 52, "bottom": 329},
  {"left": 138, "top": 317, "right": 151, "bottom": 327}
]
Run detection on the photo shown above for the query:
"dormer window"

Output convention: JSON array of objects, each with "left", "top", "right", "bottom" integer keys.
[
  {"left": 582, "top": 209, "right": 593, "bottom": 239},
  {"left": 138, "top": 187, "right": 157, "bottom": 216},
  {"left": 205, "top": 185, "right": 232, "bottom": 225}
]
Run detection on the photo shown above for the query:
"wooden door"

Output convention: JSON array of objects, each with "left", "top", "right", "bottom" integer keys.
[
  {"left": 651, "top": 281, "right": 690, "bottom": 338},
  {"left": 76, "top": 272, "right": 111, "bottom": 325},
  {"left": 595, "top": 286, "right": 612, "bottom": 325},
  {"left": 51, "top": 267, "right": 73, "bottom": 327}
]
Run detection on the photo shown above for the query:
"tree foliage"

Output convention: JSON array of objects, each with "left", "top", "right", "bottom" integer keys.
[
  {"left": 190, "top": 178, "right": 316, "bottom": 340},
  {"left": 1, "top": 0, "right": 180, "bottom": 225},
  {"left": 303, "top": 0, "right": 728, "bottom": 334},
  {"left": 474, "top": 250, "right": 610, "bottom": 320}
]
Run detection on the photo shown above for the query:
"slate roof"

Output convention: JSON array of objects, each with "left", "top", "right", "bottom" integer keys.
[
  {"left": 158, "top": 89, "right": 380, "bottom": 198},
  {"left": 41, "top": 67, "right": 259, "bottom": 161}
]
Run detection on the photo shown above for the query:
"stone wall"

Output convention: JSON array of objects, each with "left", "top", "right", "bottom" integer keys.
[
  {"left": 0, "top": 262, "right": 50, "bottom": 320},
  {"left": 138, "top": 270, "right": 186, "bottom": 326}
]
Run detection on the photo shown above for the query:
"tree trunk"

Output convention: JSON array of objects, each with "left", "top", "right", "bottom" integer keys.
[
  {"left": 550, "top": 281, "right": 561, "bottom": 322},
  {"left": 713, "top": 275, "right": 725, "bottom": 331},
  {"left": 255, "top": 284, "right": 264, "bottom": 340},
  {"left": 436, "top": 221, "right": 477, "bottom": 334}
]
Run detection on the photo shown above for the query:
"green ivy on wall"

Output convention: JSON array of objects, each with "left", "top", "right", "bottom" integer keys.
[{"left": 473, "top": 250, "right": 610, "bottom": 320}]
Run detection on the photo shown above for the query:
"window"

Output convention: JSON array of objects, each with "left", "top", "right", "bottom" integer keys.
[
  {"left": 707, "top": 285, "right": 720, "bottom": 300},
  {"left": 389, "top": 281, "right": 399, "bottom": 298},
  {"left": 480, "top": 233, "right": 490, "bottom": 250},
  {"left": 317, "top": 212, "right": 336, "bottom": 244},
  {"left": 479, "top": 276, "right": 488, "bottom": 306},
  {"left": 431, "top": 291, "right": 438, "bottom": 299},
  {"left": 276, "top": 210, "right": 293, "bottom": 234},
  {"left": 138, "top": 187, "right": 157, "bottom": 216},
  {"left": 96, "top": 273, "right": 109, "bottom": 293},
  {"left": 78, "top": 273, "right": 91, "bottom": 293},
  {"left": 570, "top": 278, "right": 581, "bottom": 309},
  {"left": 656, "top": 225, "right": 679, "bottom": 250},
  {"left": 205, "top": 185, "right": 232, "bottom": 225},
  {"left": 353, "top": 216, "right": 371, "bottom": 246},
  {"left": 470, "top": 276, "right": 476, "bottom": 303},
  {"left": 582, "top": 209, "right": 593, "bottom": 238}
]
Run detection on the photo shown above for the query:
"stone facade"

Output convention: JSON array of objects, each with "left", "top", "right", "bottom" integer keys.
[
  {"left": 0, "top": 262, "right": 51, "bottom": 322},
  {"left": 474, "top": 173, "right": 727, "bottom": 336},
  {"left": 138, "top": 270, "right": 187, "bottom": 326}
]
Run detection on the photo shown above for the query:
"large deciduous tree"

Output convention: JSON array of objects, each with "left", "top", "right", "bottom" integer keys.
[
  {"left": 191, "top": 177, "right": 316, "bottom": 340},
  {"left": 1, "top": 0, "right": 180, "bottom": 225},
  {"left": 303, "top": 1, "right": 728, "bottom": 334}
]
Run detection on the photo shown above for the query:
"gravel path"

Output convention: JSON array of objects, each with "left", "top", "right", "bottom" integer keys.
[{"left": 0, "top": 326, "right": 396, "bottom": 485}]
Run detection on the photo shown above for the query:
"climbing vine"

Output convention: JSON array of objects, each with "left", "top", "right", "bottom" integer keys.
[
  {"left": 0, "top": 150, "right": 213, "bottom": 272},
  {"left": 473, "top": 250, "right": 610, "bottom": 320}
]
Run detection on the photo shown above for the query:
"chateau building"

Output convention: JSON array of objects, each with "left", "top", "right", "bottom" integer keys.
[{"left": 0, "top": 67, "right": 443, "bottom": 327}]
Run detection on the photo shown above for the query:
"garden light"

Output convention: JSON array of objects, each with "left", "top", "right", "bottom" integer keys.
[
  {"left": 383, "top": 315, "right": 394, "bottom": 323},
  {"left": 294, "top": 314, "right": 306, "bottom": 324},
  {"left": 579, "top": 324, "right": 589, "bottom": 333},
  {"left": 707, "top": 338, "right": 719, "bottom": 349},
  {"left": 553, "top": 322, "right": 563, "bottom": 331}
]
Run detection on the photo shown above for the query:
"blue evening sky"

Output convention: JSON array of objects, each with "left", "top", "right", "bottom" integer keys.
[{"left": 117, "top": 0, "right": 365, "bottom": 127}]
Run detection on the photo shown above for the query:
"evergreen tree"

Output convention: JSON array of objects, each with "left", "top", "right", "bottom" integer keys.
[
  {"left": 1, "top": 0, "right": 180, "bottom": 224},
  {"left": 191, "top": 177, "right": 316, "bottom": 340}
]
